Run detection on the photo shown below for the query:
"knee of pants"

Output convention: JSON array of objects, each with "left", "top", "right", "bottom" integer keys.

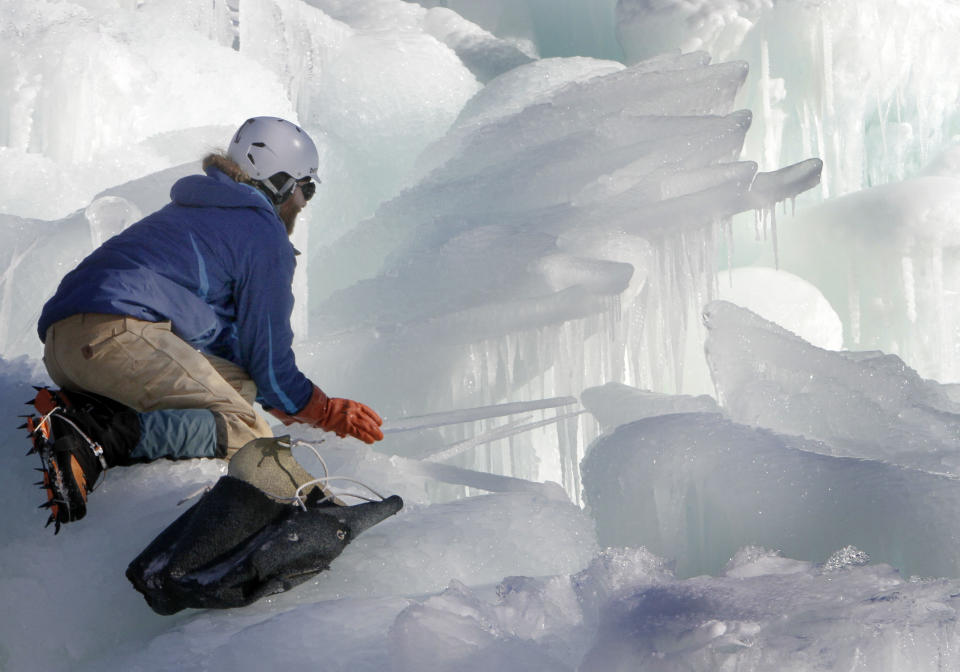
[{"left": 220, "top": 413, "right": 274, "bottom": 458}]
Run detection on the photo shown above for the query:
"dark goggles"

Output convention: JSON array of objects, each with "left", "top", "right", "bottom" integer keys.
[{"left": 297, "top": 177, "right": 316, "bottom": 201}]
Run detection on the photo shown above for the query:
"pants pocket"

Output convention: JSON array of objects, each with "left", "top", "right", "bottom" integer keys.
[{"left": 82, "top": 329, "right": 147, "bottom": 367}]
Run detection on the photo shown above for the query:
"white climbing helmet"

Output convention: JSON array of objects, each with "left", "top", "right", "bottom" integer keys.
[{"left": 227, "top": 116, "right": 319, "bottom": 199}]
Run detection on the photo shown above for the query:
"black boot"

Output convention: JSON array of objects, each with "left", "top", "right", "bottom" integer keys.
[{"left": 25, "top": 387, "right": 141, "bottom": 533}]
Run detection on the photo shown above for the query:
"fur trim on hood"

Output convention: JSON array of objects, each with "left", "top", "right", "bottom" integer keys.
[{"left": 202, "top": 153, "right": 254, "bottom": 185}]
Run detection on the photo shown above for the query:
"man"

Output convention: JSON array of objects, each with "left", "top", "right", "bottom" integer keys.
[{"left": 31, "top": 116, "right": 383, "bottom": 531}]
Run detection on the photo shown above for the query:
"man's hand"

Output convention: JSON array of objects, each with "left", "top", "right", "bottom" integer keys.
[
  {"left": 318, "top": 397, "right": 384, "bottom": 443},
  {"left": 267, "top": 385, "right": 384, "bottom": 444}
]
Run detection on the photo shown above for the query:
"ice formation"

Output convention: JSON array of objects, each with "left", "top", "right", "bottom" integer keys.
[
  {"left": 704, "top": 300, "right": 960, "bottom": 470},
  {"left": 4, "top": 0, "right": 960, "bottom": 670},
  {"left": 772, "top": 169, "right": 960, "bottom": 382},
  {"left": 616, "top": 0, "right": 960, "bottom": 195}
]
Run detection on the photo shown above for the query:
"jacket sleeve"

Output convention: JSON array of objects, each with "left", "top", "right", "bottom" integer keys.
[{"left": 233, "top": 224, "right": 314, "bottom": 414}]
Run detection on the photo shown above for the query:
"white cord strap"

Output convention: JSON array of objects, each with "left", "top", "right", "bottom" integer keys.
[
  {"left": 33, "top": 406, "right": 109, "bottom": 489},
  {"left": 260, "top": 439, "right": 387, "bottom": 511}
]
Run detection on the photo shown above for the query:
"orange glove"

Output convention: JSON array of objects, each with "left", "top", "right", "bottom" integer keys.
[{"left": 267, "top": 385, "right": 384, "bottom": 444}]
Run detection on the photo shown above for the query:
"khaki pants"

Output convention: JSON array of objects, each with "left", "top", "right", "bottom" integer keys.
[{"left": 43, "top": 313, "right": 273, "bottom": 456}]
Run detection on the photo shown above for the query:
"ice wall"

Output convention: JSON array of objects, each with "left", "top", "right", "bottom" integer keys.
[
  {"left": 770, "top": 160, "right": 960, "bottom": 382},
  {"left": 298, "top": 49, "right": 820, "bottom": 497},
  {"left": 309, "top": 0, "right": 535, "bottom": 83},
  {"left": 613, "top": 0, "right": 960, "bottom": 386},
  {"left": 581, "top": 301, "right": 960, "bottom": 578},
  {"left": 616, "top": 0, "right": 960, "bottom": 198},
  {"left": 440, "top": 0, "right": 624, "bottom": 62},
  {"left": 0, "top": 0, "right": 288, "bottom": 220}
]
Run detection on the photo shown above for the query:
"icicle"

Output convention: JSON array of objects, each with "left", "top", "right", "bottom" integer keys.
[
  {"left": 932, "top": 247, "right": 949, "bottom": 380},
  {"left": 770, "top": 204, "right": 780, "bottom": 270},
  {"left": 399, "top": 457, "right": 560, "bottom": 497},
  {"left": 876, "top": 88, "right": 887, "bottom": 157},
  {"left": 384, "top": 396, "right": 578, "bottom": 433},
  {"left": 759, "top": 37, "right": 772, "bottom": 170},
  {"left": 821, "top": 13, "right": 835, "bottom": 119},
  {"left": 848, "top": 265, "right": 861, "bottom": 346},
  {"left": 557, "top": 411, "right": 581, "bottom": 507},
  {"left": 720, "top": 218, "right": 734, "bottom": 288},
  {"left": 424, "top": 410, "right": 581, "bottom": 464},
  {"left": 901, "top": 256, "right": 916, "bottom": 324},
  {"left": 813, "top": 112, "right": 828, "bottom": 199}
]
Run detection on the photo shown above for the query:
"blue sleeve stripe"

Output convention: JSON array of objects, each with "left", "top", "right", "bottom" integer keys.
[
  {"left": 189, "top": 233, "right": 210, "bottom": 300},
  {"left": 266, "top": 315, "right": 298, "bottom": 413}
]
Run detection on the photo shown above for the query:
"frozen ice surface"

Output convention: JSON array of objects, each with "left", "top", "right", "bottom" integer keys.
[
  {"left": 773, "top": 164, "right": 960, "bottom": 382},
  {"left": 581, "top": 383, "right": 720, "bottom": 432},
  {"left": 392, "top": 547, "right": 960, "bottom": 672},
  {"left": 704, "top": 300, "right": 960, "bottom": 472},
  {"left": 715, "top": 266, "right": 843, "bottom": 350},
  {"left": 581, "top": 411, "right": 960, "bottom": 579},
  {"left": 574, "top": 550, "right": 960, "bottom": 672}
]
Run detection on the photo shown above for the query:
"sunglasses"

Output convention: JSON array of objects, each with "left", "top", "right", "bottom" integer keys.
[{"left": 297, "top": 177, "right": 316, "bottom": 201}]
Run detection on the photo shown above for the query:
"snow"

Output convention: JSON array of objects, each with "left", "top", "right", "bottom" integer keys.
[{"left": 4, "top": 0, "right": 960, "bottom": 670}]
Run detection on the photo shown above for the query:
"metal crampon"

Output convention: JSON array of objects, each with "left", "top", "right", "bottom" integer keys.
[{"left": 22, "top": 387, "right": 102, "bottom": 533}]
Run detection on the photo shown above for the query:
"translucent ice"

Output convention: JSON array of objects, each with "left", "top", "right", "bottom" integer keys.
[
  {"left": 773, "top": 165, "right": 960, "bottom": 382},
  {"left": 704, "top": 300, "right": 960, "bottom": 471},
  {"left": 616, "top": 0, "right": 960, "bottom": 197},
  {"left": 580, "top": 382, "right": 720, "bottom": 432},
  {"left": 581, "top": 411, "right": 960, "bottom": 579},
  {"left": 0, "top": 1, "right": 291, "bottom": 219},
  {"left": 5, "top": 0, "right": 956, "bottom": 670},
  {"left": 715, "top": 266, "right": 843, "bottom": 350}
]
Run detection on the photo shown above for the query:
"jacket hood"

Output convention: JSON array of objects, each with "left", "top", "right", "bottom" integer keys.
[{"left": 170, "top": 166, "right": 275, "bottom": 211}]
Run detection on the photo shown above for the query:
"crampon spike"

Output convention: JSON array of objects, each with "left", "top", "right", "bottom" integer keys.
[{"left": 31, "top": 387, "right": 60, "bottom": 415}]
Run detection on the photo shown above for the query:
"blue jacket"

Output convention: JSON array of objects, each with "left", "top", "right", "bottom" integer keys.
[{"left": 38, "top": 166, "right": 314, "bottom": 414}]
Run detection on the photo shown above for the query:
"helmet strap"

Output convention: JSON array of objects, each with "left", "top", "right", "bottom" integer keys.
[{"left": 254, "top": 174, "right": 297, "bottom": 206}]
